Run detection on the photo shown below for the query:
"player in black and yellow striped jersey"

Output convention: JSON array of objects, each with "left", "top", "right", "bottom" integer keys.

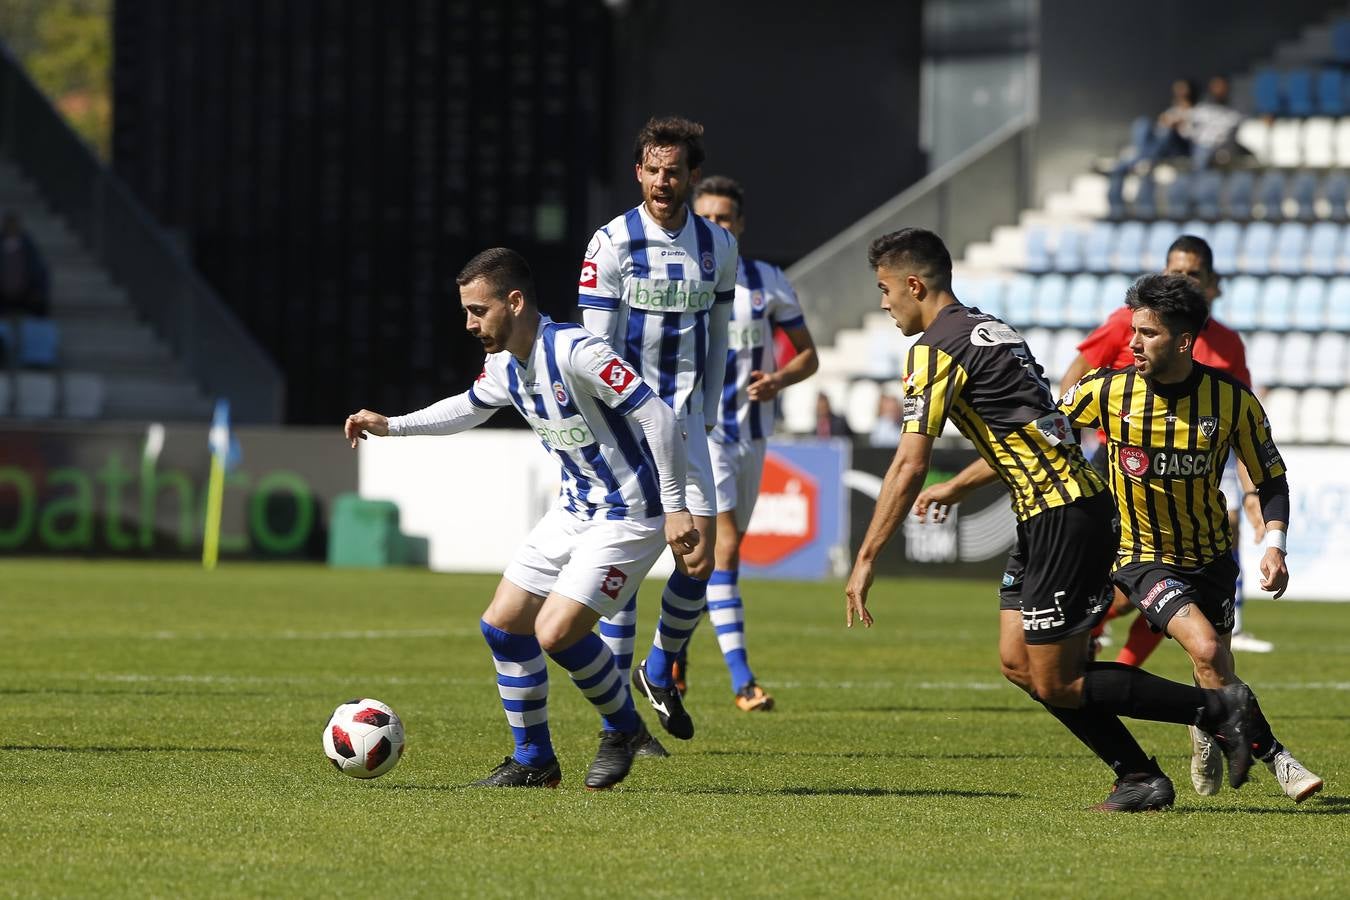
[
  {"left": 1057, "top": 273, "right": 1323, "bottom": 802},
  {"left": 846, "top": 229, "right": 1256, "bottom": 811}
]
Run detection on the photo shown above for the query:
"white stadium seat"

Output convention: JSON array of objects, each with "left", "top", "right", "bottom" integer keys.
[
  {"left": 1297, "top": 388, "right": 1333, "bottom": 443},
  {"left": 1237, "top": 118, "right": 1271, "bottom": 165},
  {"left": 1333, "top": 388, "right": 1350, "bottom": 444},
  {"left": 1303, "top": 117, "right": 1336, "bottom": 168},
  {"left": 1269, "top": 119, "right": 1303, "bottom": 168},
  {"left": 844, "top": 379, "right": 881, "bottom": 435},
  {"left": 1264, "top": 387, "right": 1299, "bottom": 438},
  {"left": 1336, "top": 117, "right": 1350, "bottom": 167},
  {"left": 15, "top": 372, "right": 58, "bottom": 418}
]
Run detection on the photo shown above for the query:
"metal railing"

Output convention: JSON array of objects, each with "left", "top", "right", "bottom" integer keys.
[
  {"left": 0, "top": 44, "right": 284, "bottom": 423},
  {"left": 787, "top": 114, "right": 1034, "bottom": 345}
]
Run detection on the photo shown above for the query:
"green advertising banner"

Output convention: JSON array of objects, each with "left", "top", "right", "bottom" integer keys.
[{"left": 0, "top": 423, "right": 356, "bottom": 558}]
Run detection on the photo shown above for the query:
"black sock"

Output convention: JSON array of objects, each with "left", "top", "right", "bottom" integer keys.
[
  {"left": 1081, "top": 661, "right": 1222, "bottom": 727},
  {"left": 1249, "top": 694, "right": 1281, "bottom": 760},
  {"left": 1039, "top": 700, "right": 1155, "bottom": 778}
]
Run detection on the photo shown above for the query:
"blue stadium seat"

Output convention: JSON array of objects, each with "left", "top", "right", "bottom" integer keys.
[
  {"left": 1224, "top": 171, "right": 1255, "bottom": 220},
  {"left": 1321, "top": 172, "right": 1349, "bottom": 222},
  {"left": 1259, "top": 276, "right": 1295, "bottom": 329},
  {"left": 1325, "top": 277, "right": 1350, "bottom": 328},
  {"left": 1273, "top": 222, "right": 1309, "bottom": 275},
  {"left": 1025, "top": 225, "right": 1052, "bottom": 273},
  {"left": 1336, "top": 19, "right": 1350, "bottom": 62},
  {"left": 1145, "top": 221, "right": 1177, "bottom": 268},
  {"left": 1032, "top": 273, "right": 1068, "bottom": 327},
  {"left": 1098, "top": 273, "right": 1131, "bottom": 319},
  {"left": 1285, "top": 69, "right": 1315, "bottom": 117},
  {"left": 1253, "top": 69, "right": 1282, "bottom": 115},
  {"left": 1165, "top": 173, "right": 1193, "bottom": 221},
  {"left": 973, "top": 277, "right": 1006, "bottom": 320},
  {"left": 1307, "top": 222, "right": 1340, "bottom": 275},
  {"left": 1292, "top": 276, "right": 1326, "bottom": 330},
  {"left": 1291, "top": 172, "right": 1318, "bottom": 222},
  {"left": 1112, "top": 221, "right": 1146, "bottom": 272},
  {"left": 1083, "top": 222, "right": 1117, "bottom": 272},
  {"left": 1318, "top": 68, "right": 1346, "bottom": 115},
  {"left": 1003, "top": 274, "right": 1036, "bottom": 328},
  {"left": 1241, "top": 221, "right": 1275, "bottom": 274},
  {"left": 1192, "top": 171, "right": 1223, "bottom": 220},
  {"left": 0, "top": 319, "right": 60, "bottom": 368},
  {"left": 1132, "top": 172, "right": 1159, "bottom": 220},
  {"left": 1256, "top": 171, "right": 1287, "bottom": 220},
  {"left": 1052, "top": 226, "right": 1085, "bottom": 273},
  {"left": 1065, "top": 274, "right": 1101, "bottom": 328},
  {"left": 1223, "top": 275, "right": 1261, "bottom": 329},
  {"left": 1211, "top": 221, "right": 1242, "bottom": 275}
]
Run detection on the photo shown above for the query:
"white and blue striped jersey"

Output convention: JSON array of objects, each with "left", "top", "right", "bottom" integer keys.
[
  {"left": 710, "top": 258, "right": 806, "bottom": 445},
  {"left": 577, "top": 203, "right": 738, "bottom": 421},
  {"left": 468, "top": 319, "right": 668, "bottom": 520}
]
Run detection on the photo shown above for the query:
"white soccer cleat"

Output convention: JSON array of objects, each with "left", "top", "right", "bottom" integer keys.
[
  {"left": 1230, "top": 631, "right": 1274, "bottom": 653},
  {"left": 1267, "top": 750, "right": 1324, "bottom": 803},
  {"left": 1189, "top": 725, "right": 1223, "bottom": 796}
]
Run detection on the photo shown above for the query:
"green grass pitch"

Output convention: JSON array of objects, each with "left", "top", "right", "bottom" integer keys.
[{"left": 3, "top": 559, "right": 1348, "bottom": 897}]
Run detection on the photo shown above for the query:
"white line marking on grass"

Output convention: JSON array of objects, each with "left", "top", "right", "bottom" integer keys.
[{"left": 141, "top": 628, "right": 471, "bottom": 641}]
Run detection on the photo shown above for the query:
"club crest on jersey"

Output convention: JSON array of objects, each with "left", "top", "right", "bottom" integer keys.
[
  {"left": 1119, "top": 446, "right": 1149, "bottom": 477},
  {"left": 750, "top": 290, "right": 766, "bottom": 311},
  {"left": 552, "top": 381, "right": 569, "bottom": 405},
  {"left": 579, "top": 261, "right": 598, "bottom": 289},
  {"left": 1198, "top": 416, "right": 1218, "bottom": 438},
  {"left": 700, "top": 250, "right": 716, "bottom": 274},
  {"left": 599, "top": 566, "right": 628, "bottom": 599},
  {"left": 599, "top": 358, "right": 635, "bottom": 393}
]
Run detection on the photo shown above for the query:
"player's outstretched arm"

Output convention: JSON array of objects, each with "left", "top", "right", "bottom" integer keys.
[
  {"left": 347, "top": 393, "right": 497, "bottom": 447},
  {"left": 345, "top": 409, "right": 389, "bottom": 448},
  {"left": 913, "top": 456, "right": 1000, "bottom": 522},
  {"left": 845, "top": 431, "right": 936, "bottom": 628}
]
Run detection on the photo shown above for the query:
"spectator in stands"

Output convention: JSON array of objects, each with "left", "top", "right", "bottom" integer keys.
[
  {"left": 1188, "top": 75, "right": 1245, "bottom": 169},
  {"left": 814, "top": 392, "right": 851, "bottom": 437},
  {"left": 869, "top": 393, "right": 904, "bottom": 447},
  {"left": 0, "top": 211, "right": 50, "bottom": 319}
]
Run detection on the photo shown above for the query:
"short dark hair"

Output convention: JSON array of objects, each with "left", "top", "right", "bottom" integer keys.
[
  {"left": 867, "top": 228, "right": 953, "bottom": 290},
  {"left": 1126, "top": 273, "right": 1209, "bottom": 337},
  {"left": 633, "top": 116, "right": 706, "bottom": 170},
  {"left": 1166, "top": 234, "right": 1215, "bottom": 275},
  {"left": 456, "top": 247, "right": 535, "bottom": 306},
  {"left": 694, "top": 175, "right": 744, "bottom": 215}
]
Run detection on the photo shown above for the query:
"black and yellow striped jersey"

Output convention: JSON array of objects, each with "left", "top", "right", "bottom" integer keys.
[
  {"left": 1058, "top": 362, "right": 1286, "bottom": 568},
  {"left": 901, "top": 304, "right": 1107, "bottom": 522}
]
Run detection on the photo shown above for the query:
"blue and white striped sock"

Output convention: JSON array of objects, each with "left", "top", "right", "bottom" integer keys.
[
  {"left": 479, "top": 619, "right": 553, "bottom": 767},
  {"left": 708, "top": 568, "right": 754, "bottom": 691},
  {"left": 645, "top": 570, "right": 708, "bottom": 688},
  {"left": 599, "top": 595, "right": 637, "bottom": 685},
  {"left": 549, "top": 632, "right": 639, "bottom": 734}
]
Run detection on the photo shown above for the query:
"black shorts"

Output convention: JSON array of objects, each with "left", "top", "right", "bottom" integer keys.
[
  {"left": 998, "top": 492, "right": 1116, "bottom": 644},
  {"left": 1111, "top": 553, "right": 1238, "bottom": 636}
]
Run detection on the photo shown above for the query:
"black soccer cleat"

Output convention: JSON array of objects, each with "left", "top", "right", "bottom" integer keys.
[
  {"left": 634, "top": 728, "right": 670, "bottom": 758},
  {"left": 1211, "top": 683, "right": 1255, "bottom": 789},
  {"left": 584, "top": 723, "right": 651, "bottom": 790},
  {"left": 632, "top": 658, "right": 695, "bottom": 740},
  {"left": 1089, "top": 770, "right": 1176, "bottom": 812},
  {"left": 471, "top": 756, "right": 561, "bottom": 788}
]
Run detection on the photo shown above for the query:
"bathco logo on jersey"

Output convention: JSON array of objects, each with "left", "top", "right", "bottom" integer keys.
[
  {"left": 528, "top": 414, "right": 594, "bottom": 451},
  {"left": 629, "top": 278, "right": 717, "bottom": 313}
]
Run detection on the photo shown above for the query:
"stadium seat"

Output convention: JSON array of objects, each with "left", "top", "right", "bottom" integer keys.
[
  {"left": 1253, "top": 70, "right": 1282, "bottom": 116},
  {"left": 1285, "top": 69, "right": 1315, "bottom": 117},
  {"left": 1326, "top": 277, "right": 1350, "bottom": 328},
  {"left": 1280, "top": 333, "right": 1313, "bottom": 386},
  {"left": 1317, "top": 69, "right": 1345, "bottom": 116},
  {"left": 1269, "top": 120, "right": 1302, "bottom": 168},
  {"left": 1246, "top": 331, "right": 1279, "bottom": 381},
  {"left": 781, "top": 373, "right": 818, "bottom": 433},
  {"left": 1239, "top": 222, "right": 1275, "bottom": 274},
  {"left": 1025, "top": 225, "right": 1053, "bottom": 273},
  {"left": 1307, "top": 222, "right": 1341, "bottom": 275},
  {"left": 1332, "top": 388, "right": 1350, "bottom": 443},
  {"left": 14, "top": 372, "right": 57, "bottom": 418},
  {"left": 1131, "top": 171, "right": 1159, "bottom": 220},
  {"left": 1291, "top": 172, "right": 1318, "bottom": 222},
  {"left": 1337, "top": 118, "right": 1350, "bottom": 167},
  {"left": 1003, "top": 274, "right": 1036, "bottom": 328},
  {"left": 61, "top": 372, "right": 106, "bottom": 419},
  {"left": 1265, "top": 387, "right": 1299, "bottom": 435},
  {"left": 1032, "top": 273, "right": 1068, "bottom": 327},
  {"left": 1255, "top": 171, "right": 1288, "bottom": 220},
  {"left": 1223, "top": 275, "right": 1260, "bottom": 329},
  {"left": 1236, "top": 119, "right": 1270, "bottom": 165},
  {"left": 1023, "top": 325, "right": 1055, "bottom": 369},
  {"left": 1272, "top": 223, "right": 1308, "bottom": 275},
  {"left": 977, "top": 277, "right": 1007, "bottom": 319},
  {"left": 1048, "top": 329, "right": 1085, "bottom": 382},
  {"left": 1164, "top": 173, "right": 1193, "bottom": 221},
  {"left": 1258, "top": 276, "right": 1294, "bottom": 329},
  {"left": 1320, "top": 171, "right": 1349, "bottom": 221},
  {"left": 1210, "top": 221, "right": 1241, "bottom": 275},
  {"left": 1097, "top": 273, "right": 1130, "bottom": 319},
  {"left": 0, "top": 374, "right": 9, "bottom": 415},
  {"left": 1303, "top": 117, "right": 1336, "bottom": 167},
  {"left": 844, "top": 378, "right": 881, "bottom": 434},
  {"left": 1065, "top": 274, "right": 1101, "bottom": 327},
  {"left": 1223, "top": 170, "right": 1255, "bottom": 220},
  {"left": 1192, "top": 171, "right": 1224, "bottom": 220},
  {"left": 1112, "top": 221, "right": 1146, "bottom": 272},
  {"left": 1145, "top": 221, "right": 1176, "bottom": 267},
  {"left": 1311, "top": 334, "right": 1347, "bottom": 387},
  {"left": 1052, "top": 226, "right": 1086, "bottom": 273},
  {"left": 18, "top": 319, "right": 59, "bottom": 368},
  {"left": 1292, "top": 275, "right": 1327, "bottom": 329},
  {"left": 1083, "top": 222, "right": 1117, "bottom": 273},
  {"left": 1298, "top": 388, "right": 1333, "bottom": 442},
  {"left": 1336, "top": 19, "right": 1350, "bottom": 62}
]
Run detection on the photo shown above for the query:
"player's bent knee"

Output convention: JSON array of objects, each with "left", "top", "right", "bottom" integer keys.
[
  {"left": 1029, "top": 675, "right": 1082, "bottom": 708},
  {"left": 1000, "top": 660, "right": 1033, "bottom": 693}
]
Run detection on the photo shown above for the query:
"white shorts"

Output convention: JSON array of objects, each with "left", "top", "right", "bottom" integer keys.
[
  {"left": 1221, "top": 457, "right": 1240, "bottom": 514},
  {"left": 710, "top": 438, "right": 767, "bottom": 532},
  {"left": 504, "top": 507, "right": 667, "bottom": 619},
  {"left": 682, "top": 409, "right": 717, "bottom": 518}
]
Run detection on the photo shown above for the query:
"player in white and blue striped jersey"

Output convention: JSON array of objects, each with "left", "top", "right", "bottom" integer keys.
[
  {"left": 687, "top": 175, "right": 819, "bottom": 712},
  {"left": 577, "top": 117, "right": 737, "bottom": 743},
  {"left": 345, "top": 248, "right": 698, "bottom": 790}
]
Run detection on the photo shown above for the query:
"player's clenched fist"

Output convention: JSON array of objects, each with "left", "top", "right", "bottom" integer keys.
[
  {"left": 345, "top": 409, "right": 389, "bottom": 448},
  {"left": 664, "top": 509, "right": 699, "bottom": 555}
]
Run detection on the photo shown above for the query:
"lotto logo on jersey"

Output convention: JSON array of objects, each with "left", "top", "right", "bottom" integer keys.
[
  {"left": 599, "top": 566, "right": 628, "bottom": 599},
  {"left": 1119, "top": 446, "right": 1150, "bottom": 477},
  {"left": 579, "top": 261, "right": 599, "bottom": 289},
  {"left": 600, "top": 358, "right": 635, "bottom": 393}
]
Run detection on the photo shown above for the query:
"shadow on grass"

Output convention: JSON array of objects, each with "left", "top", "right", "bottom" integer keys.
[
  {"left": 0, "top": 744, "right": 246, "bottom": 753},
  {"left": 0, "top": 688, "right": 275, "bottom": 699},
  {"left": 655, "top": 786, "right": 1022, "bottom": 799},
  {"left": 1178, "top": 795, "right": 1350, "bottom": 815},
  {"left": 690, "top": 749, "right": 1085, "bottom": 761}
]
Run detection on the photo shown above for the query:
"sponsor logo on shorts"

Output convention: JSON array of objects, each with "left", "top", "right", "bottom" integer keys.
[
  {"left": 579, "top": 261, "right": 599, "bottom": 289},
  {"left": 599, "top": 358, "right": 636, "bottom": 393},
  {"left": 599, "top": 566, "right": 628, "bottom": 599},
  {"left": 1022, "top": 591, "right": 1067, "bottom": 632},
  {"left": 1140, "top": 577, "right": 1185, "bottom": 610},
  {"left": 1002, "top": 572, "right": 1016, "bottom": 588}
]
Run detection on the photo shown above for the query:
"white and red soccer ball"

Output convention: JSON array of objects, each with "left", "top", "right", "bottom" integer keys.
[{"left": 323, "top": 698, "right": 405, "bottom": 779}]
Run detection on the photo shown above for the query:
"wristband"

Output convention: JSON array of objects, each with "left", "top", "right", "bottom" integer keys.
[
  {"left": 1244, "top": 491, "right": 1259, "bottom": 499},
  {"left": 1262, "top": 529, "right": 1287, "bottom": 554}
]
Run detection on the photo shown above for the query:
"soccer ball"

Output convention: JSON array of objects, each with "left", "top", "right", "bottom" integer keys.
[{"left": 323, "top": 698, "right": 405, "bottom": 779}]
